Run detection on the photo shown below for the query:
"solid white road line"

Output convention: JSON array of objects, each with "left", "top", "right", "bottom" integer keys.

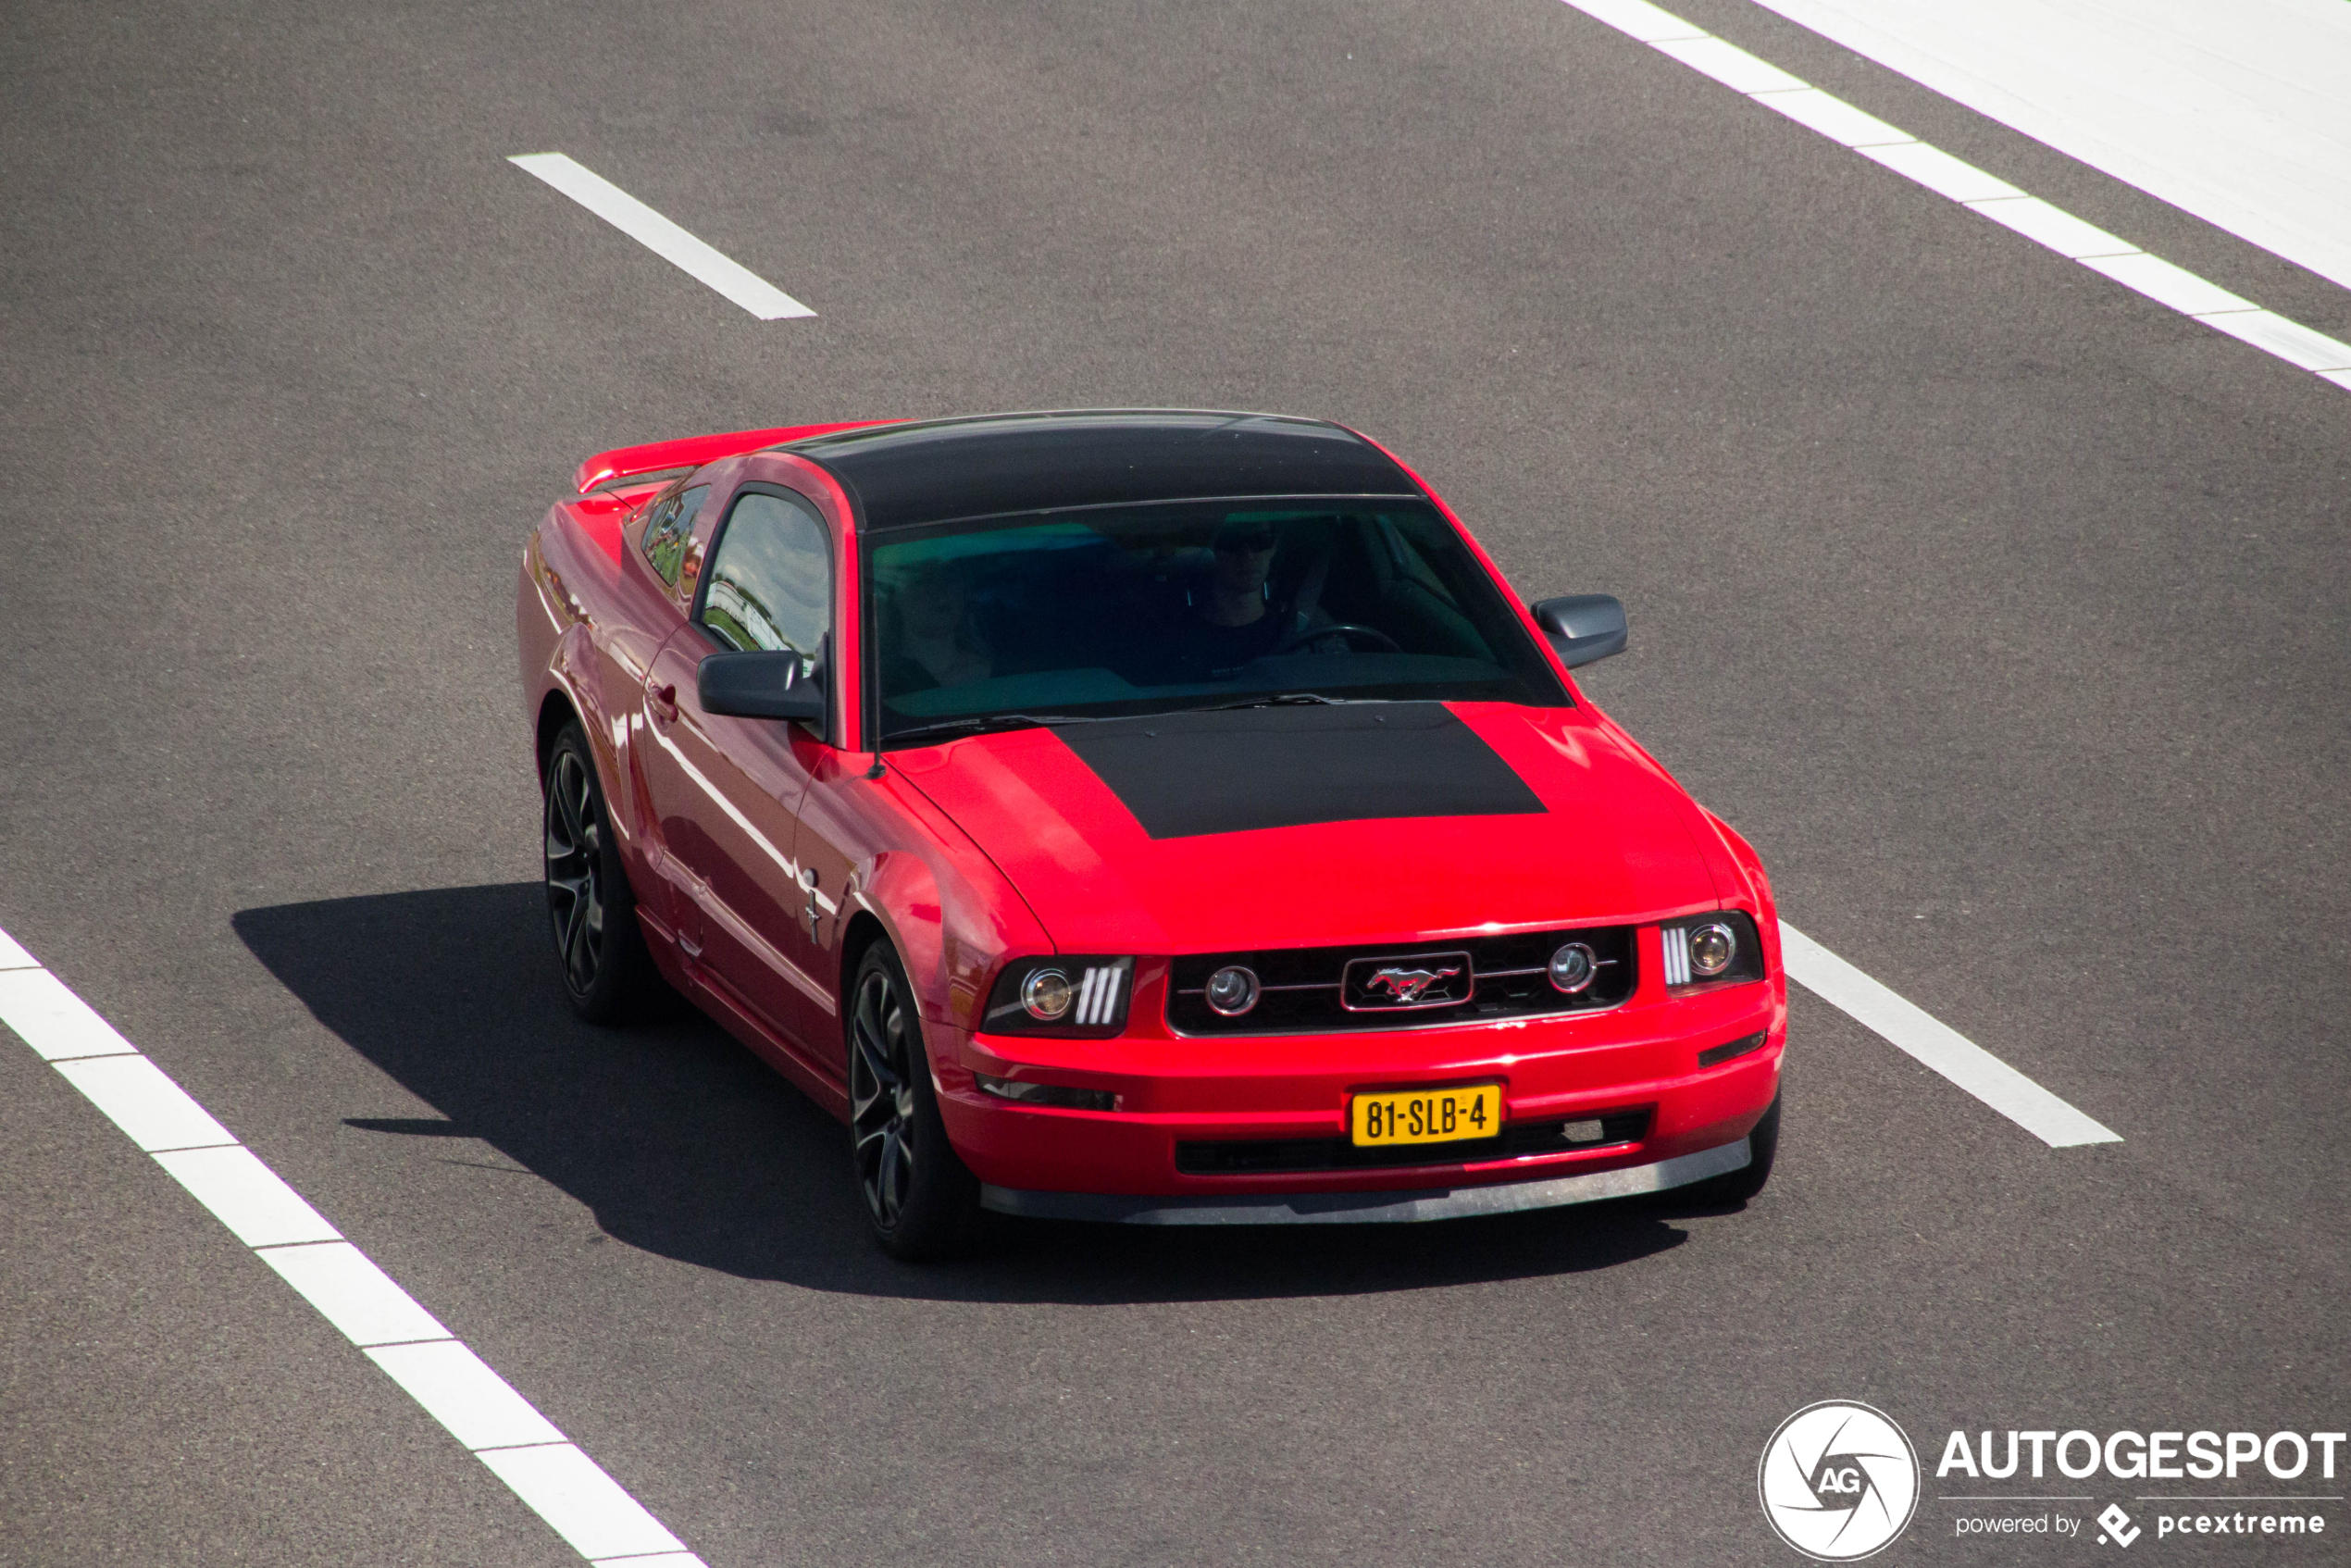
[
  {"left": 473, "top": 1444, "right": 692, "bottom": 1562},
  {"left": 2079, "top": 253, "right": 2251, "bottom": 317},
  {"left": 0, "top": 968, "right": 143, "bottom": 1059},
  {"left": 152, "top": 1145, "right": 343, "bottom": 1248},
  {"left": 50, "top": 1053, "right": 237, "bottom": 1151},
  {"left": 1778, "top": 923, "right": 2121, "bottom": 1148},
  {"left": 1750, "top": 87, "right": 1909, "bottom": 149},
  {"left": 1962, "top": 197, "right": 2133, "bottom": 262},
  {"left": 364, "top": 1341, "right": 568, "bottom": 1451},
  {"left": 0, "top": 929, "right": 706, "bottom": 1568},
  {"left": 1558, "top": 0, "right": 2351, "bottom": 392},
  {"left": 2202, "top": 311, "right": 2351, "bottom": 377},
  {"left": 1855, "top": 141, "right": 2021, "bottom": 205},
  {"left": 1652, "top": 34, "right": 1808, "bottom": 94},
  {"left": 255, "top": 1241, "right": 456, "bottom": 1347},
  {"left": 508, "top": 153, "right": 815, "bottom": 321},
  {"left": 1735, "top": 0, "right": 2351, "bottom": 298}
]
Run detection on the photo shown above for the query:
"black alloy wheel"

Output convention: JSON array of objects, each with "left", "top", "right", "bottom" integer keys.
[
  {"left": 848, "top": 942, "right": 989, "bottom": 1260},
  {"left": 543, "top": 721, "right": 654, "bottom": 1022}
]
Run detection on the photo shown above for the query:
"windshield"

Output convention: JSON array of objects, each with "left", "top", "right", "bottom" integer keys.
[{"left": 865, "top": 498, "right": 1567, "bottom": 746}]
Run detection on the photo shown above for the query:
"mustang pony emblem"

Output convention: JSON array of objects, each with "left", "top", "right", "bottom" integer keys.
[{"left": 1362, "top": 964, "right": 1464, "bottom": 1004}]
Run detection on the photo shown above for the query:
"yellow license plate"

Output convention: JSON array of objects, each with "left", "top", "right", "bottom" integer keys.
[{"left": 1350, "top": 1083, "right": 1502, "bottom": 1147}]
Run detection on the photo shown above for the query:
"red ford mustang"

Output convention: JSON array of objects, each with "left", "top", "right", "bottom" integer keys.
[{"left": 517, "top": 410, "right": 1784, "bottom": 1258}]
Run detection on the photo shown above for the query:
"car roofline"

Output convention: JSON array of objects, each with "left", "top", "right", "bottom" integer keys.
[
  {"left": 764, "top": 408, "right": 1423, "bottom": 535},
  {"left": 764, "top": 406, "right": 1364, "bottom": 452}
]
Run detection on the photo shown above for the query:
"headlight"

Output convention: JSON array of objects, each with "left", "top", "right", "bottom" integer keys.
[
  {"left": 1020, "top": 968, "right": 1075, "bottom": 1021},
  {"left": 1660, "top": 912, "right": 1765, "bottom": 988},
  {"left": 1687, "top": 921, "right": 1736, "bottom": 977},
  {"left": 984, "top": 957, "right": 1137, "bottom": 1036}
]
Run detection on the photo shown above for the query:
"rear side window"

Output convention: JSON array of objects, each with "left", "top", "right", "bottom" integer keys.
[
  {"left": 700, "top": 490, "right": 832, "bottom": 671},
  {"left": 641, "top": 484, "right": 709, "bottom": 588}
]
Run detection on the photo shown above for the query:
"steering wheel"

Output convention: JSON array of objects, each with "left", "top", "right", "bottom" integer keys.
[{"left": 1273, "top": 622, "right": 1402, "bottom": 654}]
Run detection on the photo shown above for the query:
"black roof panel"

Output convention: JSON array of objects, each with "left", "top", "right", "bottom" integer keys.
[{"left": 781, "top": 410, "right": 1418, "bottom": 529}]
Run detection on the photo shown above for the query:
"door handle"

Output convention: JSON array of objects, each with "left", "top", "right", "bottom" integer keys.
[{"left": 648, "top": 681, "right": 678, "bottom": 723}]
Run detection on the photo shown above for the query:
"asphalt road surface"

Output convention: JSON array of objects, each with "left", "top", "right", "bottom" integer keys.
[{"left": 3, "top": 1, "right": 2345, "bottom": 1564}]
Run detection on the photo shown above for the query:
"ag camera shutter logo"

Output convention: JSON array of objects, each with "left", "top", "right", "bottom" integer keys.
[{"left": 1760, "top": 1400, "right": 1922, "bottom": 1561}]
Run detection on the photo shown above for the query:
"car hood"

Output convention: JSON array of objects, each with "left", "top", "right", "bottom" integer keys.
[{"left": 889, "top": 702, "right": 1730, "bottom": 954}]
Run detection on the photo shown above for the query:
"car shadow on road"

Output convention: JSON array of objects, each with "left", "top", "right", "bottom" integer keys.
[{"left": 233, "top": 883, "right": 1693, "bottom": 1304}]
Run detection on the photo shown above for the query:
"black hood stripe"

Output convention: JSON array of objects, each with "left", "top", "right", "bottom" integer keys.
[{"left": 1053, "top": 703, "right": 1547, "bottom": 840}]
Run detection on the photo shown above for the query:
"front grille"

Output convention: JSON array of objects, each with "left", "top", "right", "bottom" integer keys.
[
  {"left": 1168, "top": 925, "right": 1636, "bottom": 1035},
  {"left": 1176, "top": 1108, "right": 1651, "bottom": 1176}
]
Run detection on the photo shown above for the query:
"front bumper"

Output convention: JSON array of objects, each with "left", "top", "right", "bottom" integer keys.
[
  {"left": 934, "top": 964, "right": 1784, "bottom": 1206},
  {"left": 979, "top": 1132, "right": 1752, "bottom": 1225}
]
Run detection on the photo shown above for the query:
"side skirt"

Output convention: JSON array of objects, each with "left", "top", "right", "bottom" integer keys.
[{"left": 682, "top": 952, "right": 852, "bottom": 1125}]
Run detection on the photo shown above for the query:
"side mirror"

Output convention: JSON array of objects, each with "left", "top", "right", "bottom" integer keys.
[
  {"left": 1531, "top": 594, "right": 1627, "bottom": 668},
  {"left": 698, "top": 651, "right": 826, "bottom": 723}
]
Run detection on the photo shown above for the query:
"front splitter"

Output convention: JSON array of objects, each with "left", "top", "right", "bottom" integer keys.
[{"left": 978, "top": 1134, "right": 1751, "bottom": 1226}]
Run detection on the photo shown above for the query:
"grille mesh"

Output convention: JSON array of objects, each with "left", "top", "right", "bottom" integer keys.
[{"left": 1168, "top": 925, "right": 1636, "bottom": 1036}]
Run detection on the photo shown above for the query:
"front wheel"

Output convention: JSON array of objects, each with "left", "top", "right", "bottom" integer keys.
[
  {"left": 542, "top": 721, "right": 656, "bottom": 1023},
  {"left": 848, "top": 942, "right": 989, "bottom": 1261}
]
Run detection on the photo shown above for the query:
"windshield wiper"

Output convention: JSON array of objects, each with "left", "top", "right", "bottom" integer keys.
[
  {"left": 889, "top": 695, "right": 1380, "bottom": 744},
  {"left": 1185, "top": 692, "right": 1376, "bottom": 713},
  {"left": 884, "top": 713, "right": 1100, "bottom": 745}
]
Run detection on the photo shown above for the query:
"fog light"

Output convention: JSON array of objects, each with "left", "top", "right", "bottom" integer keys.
[
  {"left": 1561, "top": 1119, "right": 1606, "bottom": 1143},
  {"left": 1021, "top": 968, "right": 1074, "bottom": 1021},
  {"left": 1205, "top": 964, "right": 1261, "bottom": 1017},
  {"left": 1687, "top": 921, "right": 1736, "bottom": 977},
  {"left": 1548, "top": 940, "right": 1598, "bottom": 994},
  {"left": 976, "top": 1074, "right": 1116, "bottom": 1112}
]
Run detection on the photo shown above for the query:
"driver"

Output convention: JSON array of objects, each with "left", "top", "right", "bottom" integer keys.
[
  {"left": 1150, "top": 517, "right": 1355, "bottom": 682},
  {"left": 1152, "top": 518, "right": 1287, "bottom": 680}
]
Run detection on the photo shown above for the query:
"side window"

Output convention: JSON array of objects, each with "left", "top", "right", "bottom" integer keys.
[
  {"left": 641, "top": 484, "right": 710, "bottom": 588},
  {"left": 699, "top": 490, "right": 832, "bottom": 673}
]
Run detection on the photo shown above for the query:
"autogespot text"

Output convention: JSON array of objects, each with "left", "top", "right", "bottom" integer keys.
[{"left": 1936, "top": 1429, "right": 2345, "bottom": 1481}]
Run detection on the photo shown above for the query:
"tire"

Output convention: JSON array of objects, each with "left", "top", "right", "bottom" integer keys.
[
  {"left": 542, "top": 721, "right": 656, "bottom": 1023},
  {"left": 1685, "top": 1089, "right": 1779, "bottom": 1205},
  {"left": 847, "top": 941, "right": 989, "bottom": 1261}
]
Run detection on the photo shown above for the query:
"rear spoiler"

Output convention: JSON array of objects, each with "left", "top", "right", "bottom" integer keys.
[{"left": 572, "top": 419, "right": 896, "bottom": 495}]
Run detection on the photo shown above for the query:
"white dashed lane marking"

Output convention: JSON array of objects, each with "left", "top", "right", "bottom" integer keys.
[
  {"left": 508, "top": 152, "right": 815, "bottom": 322},
  {"left": 1561, "top": 0, "right": 2351, "bottom": 392},
  {"left": 1779, "top": 924, "right": 2120, "bottom": 1148},
  {"left": 0, "top": 927, "right": 708, "bottom": 1568}
]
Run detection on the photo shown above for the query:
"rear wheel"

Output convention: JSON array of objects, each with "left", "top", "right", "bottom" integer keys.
[
  {"left": 542, "top": 721, "right": 655, "bottom": 1022},
  {"left": 848, "top": 942, "right": 989, "bottom": 1260},
  {"left": 1686, "top": 1089, "right": 1779, "bottom": 1205}
]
